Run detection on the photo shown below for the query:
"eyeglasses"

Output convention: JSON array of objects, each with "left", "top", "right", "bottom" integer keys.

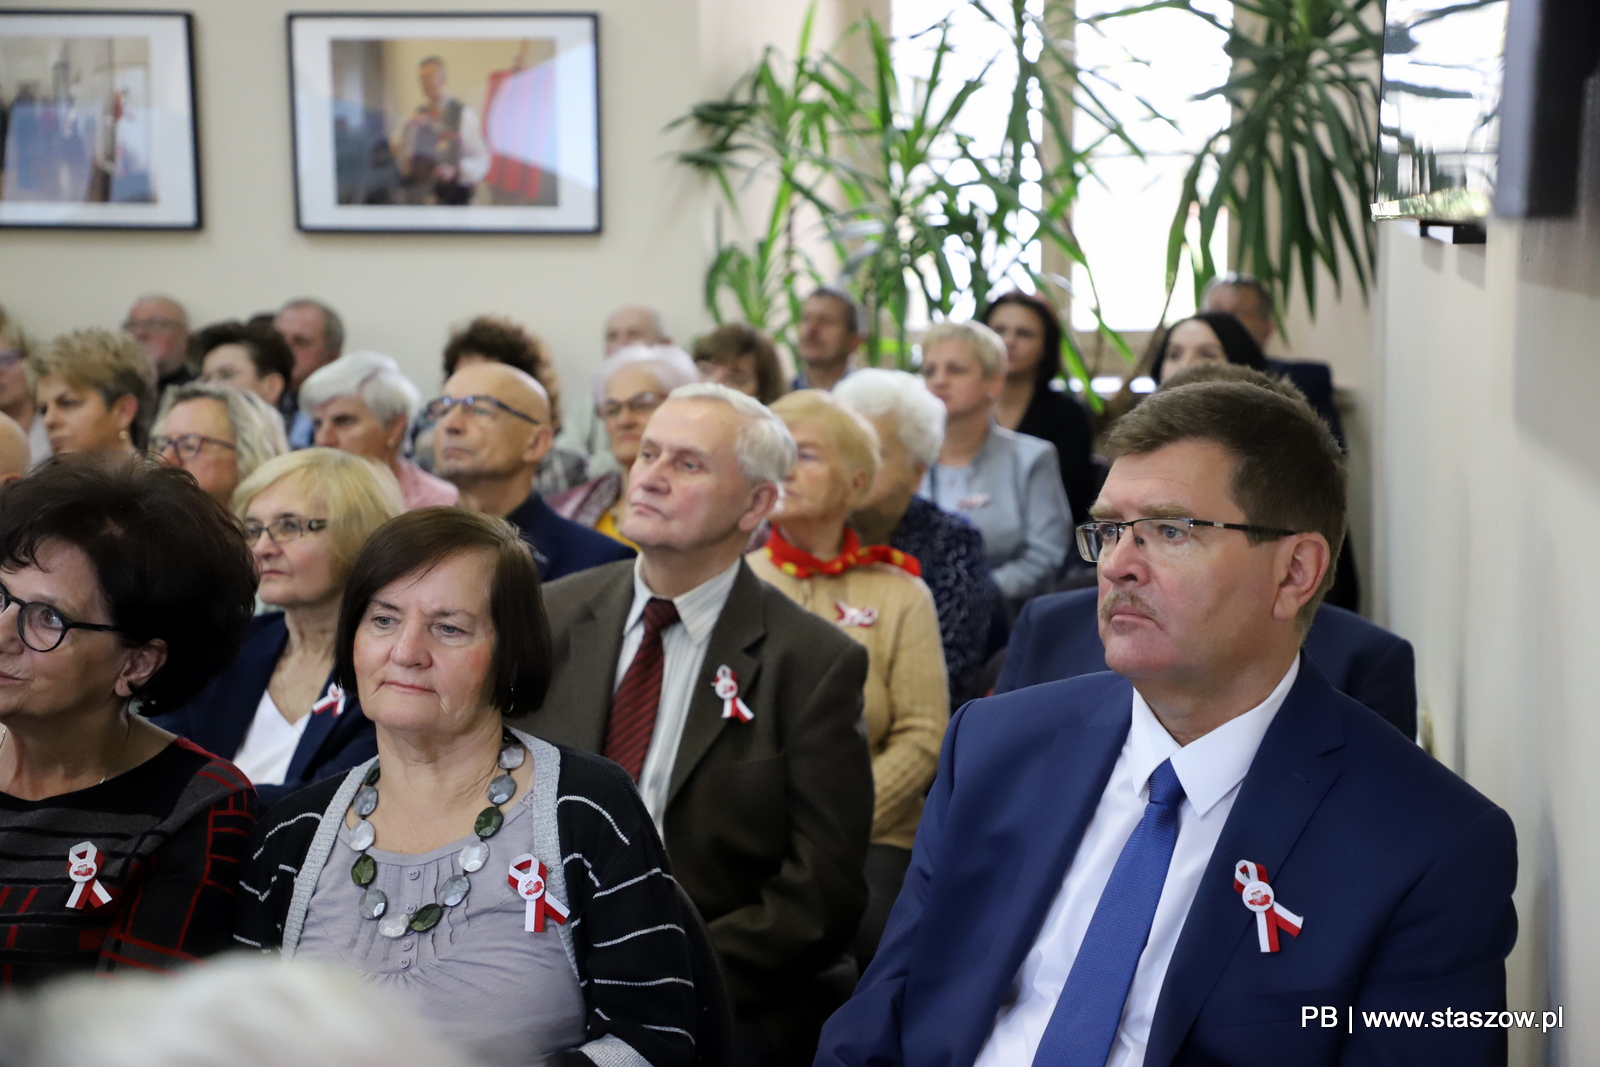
[
  {"left": 244, "top": 516, "right": 330, "bottom": 545},
  {"left": 151, "top": 433, "right": 237, "bottom": 461},
  {"left": 1075, "top": 517, "right": 1299, "bottom": 563},
  {"left": 421, "top": 395, "right": 541, "bottom": 426},
  {"left": 0, "top": 580, "right": 123, "bottom": 653},
  {"left": 596, "top": 391, "right": 665, "bottom": 420},
  {"left": 122, "top": 317, "right": 185, "bottom": 335}
]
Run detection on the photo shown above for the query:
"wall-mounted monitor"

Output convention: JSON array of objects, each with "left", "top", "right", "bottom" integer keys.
[{"left": 1373, "top": 0, "right": 1508, "bottom": 223}]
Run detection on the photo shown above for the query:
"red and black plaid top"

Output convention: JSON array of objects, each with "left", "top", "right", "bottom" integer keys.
[{"left": 0, "top": 737, "right": 256, "bottom": 988}]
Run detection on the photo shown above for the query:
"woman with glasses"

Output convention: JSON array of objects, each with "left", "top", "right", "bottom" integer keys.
[
  {"left": 550, "top": 344, "right": 698, "bottom": 547},
  {"left": 299, "top": 351, "right": 458, "bottom": 511},
  {"left": 149, "top": 383, "right": 288, "bottom": 504},
  {"left": 154, "top": 449, "right": 402, "bottom": 806},
  {"left": 0, "top": 455, "right": 258, "bottom": 988},
  {"left": 0, "top": 310, "right": 46, "bottom": 467},
  {"left": 25, "top": 329, "right": 157, "bottom": 456},
  {"left": 919, "top": 321, "right": 1072, "bottom": 614}
]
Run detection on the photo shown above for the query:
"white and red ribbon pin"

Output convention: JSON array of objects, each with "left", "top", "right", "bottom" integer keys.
[
  {"left": 835, "top": 602, "right": 879, "bottom": 628},
  {"left": 311, "top": 683, "right": 345, "bottom": 717},
  {"left": 65, "top": 842, "right": 114, "bottom": 910},
  {"left": 1234, "top": 860, "right": 1302, "bottom": 952},
  {"left": 507, "top": 854, "right": 568, "bottom": 933},
  {"left": 712, "top": 665, "right": 754, "bottom": 723}
]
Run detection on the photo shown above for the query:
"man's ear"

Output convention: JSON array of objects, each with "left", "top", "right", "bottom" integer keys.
[
  {"left": 114, "top": 639, "right": 168, "bottom": 699},
  {"left": 738, "top": 482, "right": 780, "bottom": 533},
  {"left": 522, "top": 424, "right": 554, "bottom": 468},
  {"left": 1272, "top": 533, "right": 1331, "bottom": 624}
]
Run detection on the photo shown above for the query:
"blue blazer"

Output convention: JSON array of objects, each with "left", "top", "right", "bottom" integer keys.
[
  {"left": 995, "top": 588, "right": 1418, "bottom": 740},
  {"left": 152, "top": 614, "right": 376, "bottom": 808},
  {"left": 816, "top": 665, "right": 1517, "bottom": 1067},
  {"left": 505, "top": 490, "right": 634, "bottom": 583}
]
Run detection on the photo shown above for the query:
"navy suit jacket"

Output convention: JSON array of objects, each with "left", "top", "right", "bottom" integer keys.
[
  {"left": 996, "top": 588, "right": 1418, "bottom": 740},
  {"left": 152, "top": 614, "right": 376, "bottom": 808},
  {"left": 505, "top": 490, "right": 634, "bottom": 583},
  {"left": 816, "top": 665, "right": 1517, "bottom": 1067}
]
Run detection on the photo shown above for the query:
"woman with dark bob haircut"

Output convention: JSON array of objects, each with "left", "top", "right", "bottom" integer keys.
[
  {"left": 235, "top": 507, "right": 700, "bottom": 1067},
  {"left": 0, "top": 455, "right": 259, "bottom": 988}
]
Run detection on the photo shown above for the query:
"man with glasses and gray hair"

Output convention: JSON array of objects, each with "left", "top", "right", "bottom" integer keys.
[
  {"left": 429, "top": 360, "right": 633, "bottom": 582},
  {"left": 521, "top": 383, "right": 874, "bottom": 1067},
  {"left": 819, "top": 375, "right": 1516, "bottom": 1067},
  {"left": 122, "top": 294, "right": 193, "bottom": 392}
]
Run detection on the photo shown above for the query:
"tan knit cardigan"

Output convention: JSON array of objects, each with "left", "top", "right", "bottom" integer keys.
[{"left": 747, "top": 551, "right": 949, "bottom": 850}]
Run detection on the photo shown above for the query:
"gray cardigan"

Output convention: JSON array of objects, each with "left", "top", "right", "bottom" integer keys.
[{"left": 919, "top": 422, "right": 1072, "bottom": 606}]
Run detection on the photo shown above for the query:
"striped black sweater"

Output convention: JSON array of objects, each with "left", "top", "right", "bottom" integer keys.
[{"left": 233, "top": 737, "right": 695, "bottom": 1067}]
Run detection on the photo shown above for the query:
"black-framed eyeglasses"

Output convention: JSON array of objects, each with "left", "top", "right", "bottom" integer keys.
[
  {"left": 122, "top": 317, "right": 185, "bottom": 334},
  {"left": 0, "top": 581, "right": 123, "bottom": 653},
  {"left": 244, "top": 516, "right": 329, "bottom": 545},
  {"left": 596, "top": 391, "right": 665, "bottom": 420},
  {"left": 421, "top": 395, "right": 541, "bottom": 426},
  {"left": 151, "top": 433, "right": 238, "bottom": 462},
  {"left": 1075, "top": 517, "right": 1299, "bottom": 563}
]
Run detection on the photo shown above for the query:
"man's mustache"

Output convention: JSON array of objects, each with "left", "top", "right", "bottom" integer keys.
[{"left": 1100, "top": 591, "right": 1156, "bottom": 624}]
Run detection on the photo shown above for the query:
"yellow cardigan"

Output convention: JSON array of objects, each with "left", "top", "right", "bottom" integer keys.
[{"left": 747, "top": 550, "right": 949, "bottom": 850}]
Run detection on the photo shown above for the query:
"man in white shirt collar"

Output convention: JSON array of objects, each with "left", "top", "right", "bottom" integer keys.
[
  {"left": 523, "top": 383, "right": 875, "bottom": 1066},
  {"left": 818, "top": 378, "right": 1517, "bottom": 1067}
]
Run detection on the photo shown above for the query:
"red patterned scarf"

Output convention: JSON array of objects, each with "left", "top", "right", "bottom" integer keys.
[{"left": 764, "top": 527, "right": 922, "bottom": 579}]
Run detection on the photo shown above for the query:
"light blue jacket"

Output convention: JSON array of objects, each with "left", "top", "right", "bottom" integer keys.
[{"left": 918, "top": 422, "right": 1071, "bottom": 607}]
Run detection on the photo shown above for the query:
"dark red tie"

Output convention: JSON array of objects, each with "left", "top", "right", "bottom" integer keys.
[{"left": 602, "top": 597, "right": 680, "bottom": 781}]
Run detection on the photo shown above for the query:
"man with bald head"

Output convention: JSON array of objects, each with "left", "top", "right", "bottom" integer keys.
[
  {"left": 123, "top": 295, "right": 193, "bottom": 390},
  {"left": 0, "top": 412, "right": 31, "bottom": 485},
  {"left": 603, "top": 304, "right": 670, "bottom": 355},
  {"left": 430, "top": 360, "right": 634, "bottom": 581}
]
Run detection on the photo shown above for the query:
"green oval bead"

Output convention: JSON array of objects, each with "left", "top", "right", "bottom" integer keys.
[
  {"left": 409, "top": 903, "right": 443, "bottom": 932},
  {"left": 351, "top": 853, "right": 376, "bottom": 887},
  {"left": 365, "top": 764, "right": 381, "bottom": 786},
  {"left": 474, "top": 806, "right": 504, "bottom": 838}
]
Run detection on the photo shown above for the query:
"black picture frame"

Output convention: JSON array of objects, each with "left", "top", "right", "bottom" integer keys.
[
  {"left": 286, "top": 11, "right": 601, "bottom": 235},
  {"left": 0, "top": 9, "right": 201, "bottom": 230}
]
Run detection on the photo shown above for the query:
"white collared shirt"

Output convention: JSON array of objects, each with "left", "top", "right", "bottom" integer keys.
[
  {"left": 974, "top": 656, "right": 1301, "bottom": 1067},
  {"left": 615, "top": 557, "right": 742, "bottom": 827}
]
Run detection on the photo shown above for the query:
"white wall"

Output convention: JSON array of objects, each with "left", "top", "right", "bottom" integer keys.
[
  {"left": 1373, "top": 91, "right": 1600, "bottom": 1066},
  {"left": 0, "top": 0, "right": 837, "bottom": 447}
]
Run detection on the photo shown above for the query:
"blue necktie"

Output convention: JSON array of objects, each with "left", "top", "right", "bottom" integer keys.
[{"left": 1032, "top": 758, "right": 1187, "bottom": 1067}]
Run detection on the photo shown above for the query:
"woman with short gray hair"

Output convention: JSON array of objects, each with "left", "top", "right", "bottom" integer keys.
[
  {"left": 151, "top": 383, "right": 287, "bottom": 504},
  {"left": 918, "top": 321, "right": 1071, "bottom": 612},
  {"left": 299, "top": 351, "right": 457, "bottom": 510},
  {"left": 835, "top": 369, "right": 997, "bottom": 702}
]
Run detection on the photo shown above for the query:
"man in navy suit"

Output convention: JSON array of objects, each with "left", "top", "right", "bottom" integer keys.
[
  {"left": 997, "top": 591, "right": 1417, "bottom": 740},
  {"left": 817, "top": 379, "right": 1516, "bottom": 1067},
  {"left": 432, "top": 360, "right": 633, "bottom": 581}
]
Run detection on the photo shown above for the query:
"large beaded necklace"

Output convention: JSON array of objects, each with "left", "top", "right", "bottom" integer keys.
[{"left": 348, "top": 729, "right": 526, "bottom": 939}]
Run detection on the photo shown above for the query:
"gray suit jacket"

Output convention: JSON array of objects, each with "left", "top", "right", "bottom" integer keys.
[{"left": 516, "top": 558, "right": 873, "bottom": 1052}]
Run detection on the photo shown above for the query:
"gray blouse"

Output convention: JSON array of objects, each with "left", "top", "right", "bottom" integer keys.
[
  {"left": 294, "top": 738, "right": 586, "bottom": 1067},
  {"left": 920, "top": 421, "right": 1071, "bottom": 606}
]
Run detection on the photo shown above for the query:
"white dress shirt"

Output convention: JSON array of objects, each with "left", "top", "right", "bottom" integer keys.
[
  {"left": 974, "top": 656, "right": 1301, "bottom": 1067},
  {"left": 614, "top": 557, "right": 742, "bottom": 827},
  {"left": 231, "top": 690, "right": 310, "bottom": 787}
]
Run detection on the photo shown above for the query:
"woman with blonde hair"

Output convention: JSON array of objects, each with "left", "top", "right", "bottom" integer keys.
[
  {"left": 26, "top": 329, "right": 157, "bottom": 456},
  {"left": 154, "top": 449, "right": 402, "bottom": 806},
  {"left": 918, "top": 320, "right": 1071, "bottom": 611},
  {"left": 746, "top": 389, "right": 948, "bottom": 967},
  {"left": 150, "top": 383, "right": 288, "bottom": 505}
]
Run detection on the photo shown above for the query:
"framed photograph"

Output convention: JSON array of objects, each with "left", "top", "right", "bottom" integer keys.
[
  {"left": 0, "top": 10, "right": 200, "bottom": 229},
  {"left": 288, "top": 12, "right": 600, "bottom": 234}
]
